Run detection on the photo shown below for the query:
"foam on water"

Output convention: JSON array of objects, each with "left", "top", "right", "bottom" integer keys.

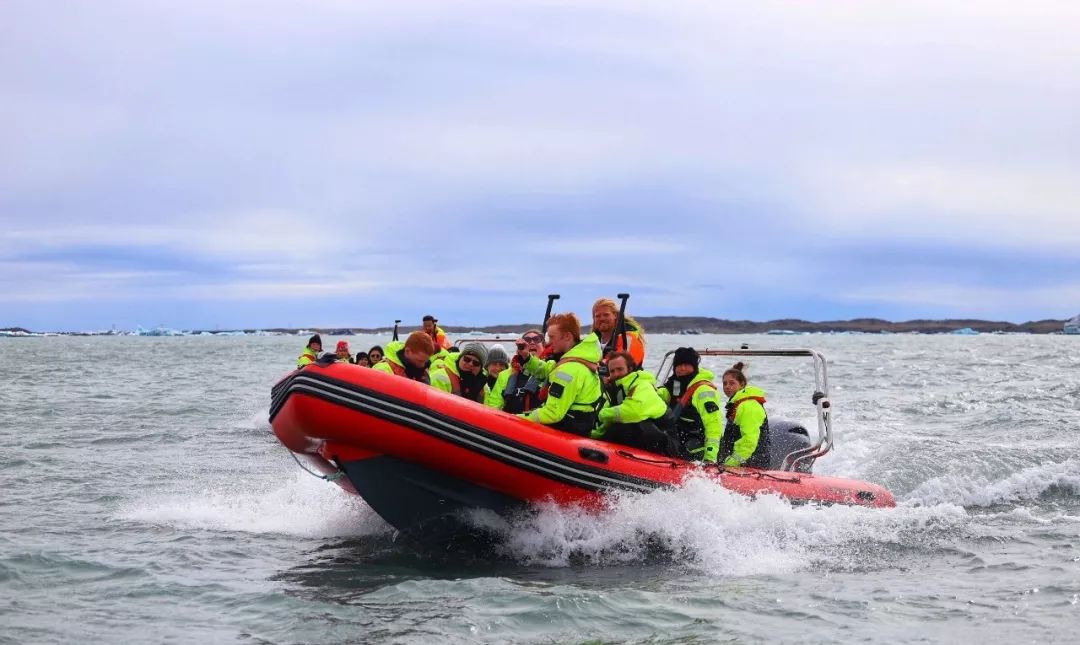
[
  {"left": 117, "top": 471, "right": 391, "bottom": 538},
  {"left": 485, "top": 474, "right": 966, "bottom": 575},
  {"left": 905, "top": 459, "right": 1080, "bottom": 507}
]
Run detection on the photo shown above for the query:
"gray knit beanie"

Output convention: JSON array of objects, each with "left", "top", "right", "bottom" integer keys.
[
  {"left": 485, "top": 344, "right": 509, "bottom": 367},
  {"left": 460, "top": 342, "right": 488, "bottom": 366}
]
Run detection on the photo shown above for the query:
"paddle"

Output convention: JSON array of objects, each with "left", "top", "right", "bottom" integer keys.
[{"left": 392, "top": 319, "right": 401, "bottom": 342}]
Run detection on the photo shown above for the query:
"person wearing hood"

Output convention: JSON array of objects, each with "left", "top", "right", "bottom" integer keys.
[
  {"left": 483, "top": 344, "right": 512, "bottom": 409},
  {"left": 431, "top": 342, "right": 489, "bottom": 403},
  {"left": 719, "top": 362, "right": 771, "bottom": 468},
  {"left": 297, "top": 334, "right": 322, "bottom": 368},
  {"left": 335, "top": 340, "right": 352, "bottom": 363},
  {"left": 372, "top": 331, "right": 435, "bottom": 384},
  {"left": 591, "top": 351, "right": 680, "bottom": 456},
  {"left": 657, "top": 347, "right": 723, "bottom": 463},
  {"left": 517, "top": 313, "right": 604, "bottom": 436}
]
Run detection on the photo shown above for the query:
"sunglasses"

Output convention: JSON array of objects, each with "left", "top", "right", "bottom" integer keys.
[
  {"left": 460, "top": 355, "right": 481, "bottom": 367},
  {"left": 522, "top": 334, "right": 543, "bottom": 343}
]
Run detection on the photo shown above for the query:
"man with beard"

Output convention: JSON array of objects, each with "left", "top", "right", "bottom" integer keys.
[
  {"left": 591, "top": 297, "right": 646, "bottom": 366},
  {"left": 422, "top": 314, "right": 453, "bottom": 351},
  {"left": 591, "top": 351, "right": 680, "bottom": 456},
  {"left": 430, "top": 342, "right": 489, "bottom": 403},
  {"left": 657, "top": 347, "right": 723, "bottom": 463}
]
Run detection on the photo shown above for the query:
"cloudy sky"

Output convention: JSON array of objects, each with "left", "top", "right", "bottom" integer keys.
[{"left": 3, "top": 1, "right": 1079, "bottom": 331}]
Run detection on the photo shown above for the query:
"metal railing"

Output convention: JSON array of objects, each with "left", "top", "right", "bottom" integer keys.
[{"left": 655, "top": 348, "right": 833, "bottom": 472}]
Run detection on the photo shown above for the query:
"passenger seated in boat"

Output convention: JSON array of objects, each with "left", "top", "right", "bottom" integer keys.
[
  {"left": 431, "top": 342, "right": 488, "bottom": 403},
  {"left": 502, "top": 330, "right": 546, "bottom": 413},
  {"left": 354, "top": 351, "right": 370, "bottom": 367},
  {"left": 367, "top": 345, "right": 384, "bottom": 365},
  {"left": 720, "top": 362, "right": 772, "bottom": 468},
  {"left": 372, "top": 331, "right": 435, "bottom": 384},
  {"left": 483, "top": 345, "right": 511, "bottom": 409},
  {"left": 591, "top": 352, "right": 681, "bottom": 456},
  {"left": 421, "top": 315, "right": 452, "bottom": 351},
  {"left": 657, "top": 347, "right": 722, "bottom": 463},
  {"left": 517, "top": 313, "right": 604, "bottom": 437},
  {"left": 335, "top": 340, "right": 352, "bottom": 364},
  {"left": 592, "top": 298, "right": 646, "bottom": 366},
  {"left": 297, "top": 334, "right": 322, "bottom": 368}
]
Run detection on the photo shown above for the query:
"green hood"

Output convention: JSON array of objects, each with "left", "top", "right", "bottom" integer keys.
[
  {"left": 564, "top": 335, "right": 602, "bottom": 363},
  {"left": 690, "top": 369, "right": 716, "bottom": 387},
  {"left": 616, "top": 369, "right": 656, "bottom": 392},
  {"left": 731, "top": 385, "right": 767, "bottom": 402},
  {"left": 382, "top": 340, "right": 405, "bottom": 367}
]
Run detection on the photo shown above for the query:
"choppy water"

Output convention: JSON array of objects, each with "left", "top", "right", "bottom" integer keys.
[{"left": 2, "top": 333, "right": 1078, "bottom": 643}]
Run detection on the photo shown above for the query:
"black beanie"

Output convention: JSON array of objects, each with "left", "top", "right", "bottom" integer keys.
[
  {"left": 308, "top": 333, "right": 322, "bottom": 347},
  {"left": 673, "top": 346, "right": 700, "bottom": 368}
]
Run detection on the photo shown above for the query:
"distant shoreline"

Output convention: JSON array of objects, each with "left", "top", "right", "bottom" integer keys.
[{"left": 2, "top": 316, "right": 1070, "bottom": 336}]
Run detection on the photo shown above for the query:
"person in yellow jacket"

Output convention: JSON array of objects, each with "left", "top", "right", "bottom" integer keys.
[
  {"left": 591, "top": 352, "right": 680, "bottom": 456},
  {"left": 372, "top": 331, "right": 435, "bottom": 383},
  {"left": 720, "top": 362, "right": 772, "bottom": 468},
  {"left": 430, "top": 342, "right": 489, "bottom": 403},
  {"left": 483, "top": 345, "right": 512, "bottom": 409},
  {"left": 592, "top": 298, "right": 646, "bottom": 366},
  {"left": 296, "top": 334, "right": 322, "bottom": 368},
  {"left": 422, "top": 315, "right": 453, "bottom": 351},
  {"left": 517, "top": 312, "right": 604, "bottom": 436},
  {"left": 657, "top": 347, "right": 723, "bottom": 463}
]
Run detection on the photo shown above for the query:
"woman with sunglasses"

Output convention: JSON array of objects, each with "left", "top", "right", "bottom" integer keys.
[
  {"left": 500, "top": 329, "right": 545, "bottom": 413},
  {"left": 367, "top": 345, "right": 384, "bottom": 365},
  {"left": 430, "top": 342, "right": 489, "bottom": 403}
]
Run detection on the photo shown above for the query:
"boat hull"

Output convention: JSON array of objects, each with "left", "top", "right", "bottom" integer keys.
[{"left": 270, "top": 363, "right": 895, "bottom": 535}]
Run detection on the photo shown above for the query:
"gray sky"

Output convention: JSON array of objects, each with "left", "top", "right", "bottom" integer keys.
[{"left": 3, "top": 1, "right": 1079, "bottom": 330}]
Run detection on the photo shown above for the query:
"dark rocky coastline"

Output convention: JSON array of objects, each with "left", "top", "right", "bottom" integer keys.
[{"left": 3, "top": 317, "right": 1070, "bottom": 336}]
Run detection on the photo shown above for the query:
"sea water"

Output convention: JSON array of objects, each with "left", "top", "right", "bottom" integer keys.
[{"left": 1, "top": 334, "right": 1078, "bottom": 643}]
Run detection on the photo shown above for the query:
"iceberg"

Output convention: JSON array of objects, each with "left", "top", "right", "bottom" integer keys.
[
  {"left": 1065, "top": 315, "right": 1080, "bottom": 335},
  {"left": 134, "top": 326, "right": 186, "bottom": 337},
  {"left": 951, "top": 327, "right": 979, "bottom": 335}
]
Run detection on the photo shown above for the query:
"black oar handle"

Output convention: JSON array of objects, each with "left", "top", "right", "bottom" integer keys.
[
  {"left": 616, "top": 292, "right": 630, "bottom": 352},
  {"left": 541, "top": 294, "right": 560, "bottom": 334},
  {"left": 392, "top": 319, "right": 401, "bottom": 342}
]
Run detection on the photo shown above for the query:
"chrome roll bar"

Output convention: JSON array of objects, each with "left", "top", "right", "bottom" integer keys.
[{"left": 655, "top": 348, "right": 833, "bottom": 472}]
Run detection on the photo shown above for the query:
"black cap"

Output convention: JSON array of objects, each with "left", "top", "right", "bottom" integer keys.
[
  {"left": 308, "top": 333, "right": 322, "bottom": 347},
  {"left": 422, "top": 315, "right": 436, "bottom": 322},
  {"left": 673, "top": 346, "right": 700, "bottom": 368}
]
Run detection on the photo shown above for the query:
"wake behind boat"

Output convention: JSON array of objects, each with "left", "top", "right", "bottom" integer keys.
[{"left": 269, "top": 347, "right": 896, "bottom": 541}]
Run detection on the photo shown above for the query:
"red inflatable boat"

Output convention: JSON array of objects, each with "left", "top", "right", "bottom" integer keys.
[{"left": 270, "top": 348, "right": 895, "bottom": 538}]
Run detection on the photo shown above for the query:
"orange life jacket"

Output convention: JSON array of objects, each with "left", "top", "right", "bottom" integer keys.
[
  {"left": 726, "top": 395, "right": 767, "bottom": 421},
  {"left": 388, "top": 358, "right": 428, "bottom": 383},
  {"left": 444, "top": 368, "right": 485, "bottom": 402},
  {"left": 678, "top": 379, "right": 715, "bottom": 408}
]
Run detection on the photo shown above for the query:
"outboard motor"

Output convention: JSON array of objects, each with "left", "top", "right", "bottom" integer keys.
[{"left": 766, "top": 420, "right": 815, "bottom": 473}]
